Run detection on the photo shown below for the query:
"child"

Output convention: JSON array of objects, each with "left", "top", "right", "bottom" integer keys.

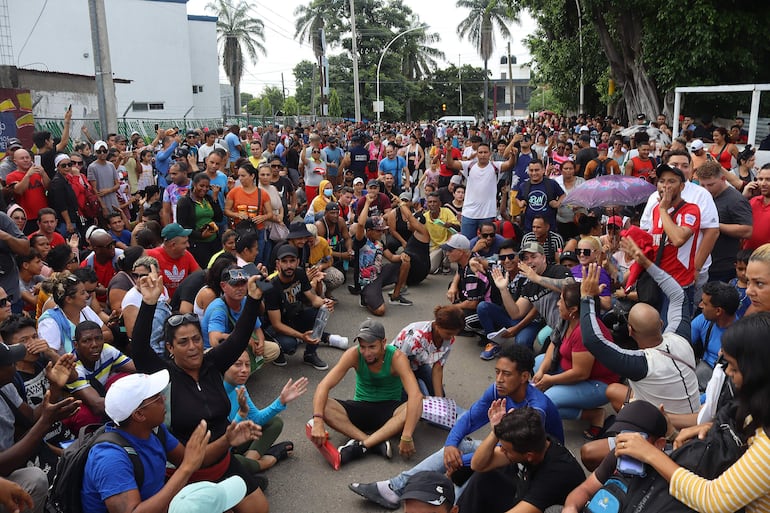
[
  {"left": 418, "top": 161, "right": 439, "bottom": 197},
  {"left": 729, "top": 249, "right": 752, "bottom": 318}
]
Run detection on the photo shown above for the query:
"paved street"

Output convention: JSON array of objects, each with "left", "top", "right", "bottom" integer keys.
[{"left": 244, "top": 270, "right": 587, "bottom": 512}]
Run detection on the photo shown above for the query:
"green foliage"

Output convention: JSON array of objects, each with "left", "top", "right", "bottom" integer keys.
[
  {"left": 328, "top": 89, "right": 342, "bottom": 117},
  {"left": 528, "top": 85, "right": 568, "bottom": 114},
  {"left": 283, "top": 97, "right": 299, "bottom": 116},
  {"left": 261, "top": 97, "right": 271, "bottom": 118},
  {"left": 293, "top": 60, "right": 315, "bottom": 114}
]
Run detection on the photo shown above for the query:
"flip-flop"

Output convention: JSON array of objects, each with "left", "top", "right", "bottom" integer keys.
[{"left": 264, "top": 441, "right": 294, "bottom": 462}]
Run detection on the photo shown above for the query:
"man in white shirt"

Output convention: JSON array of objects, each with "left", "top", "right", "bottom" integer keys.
[{"left": 444, "top": 140, "right": 515, "bottom": 239}]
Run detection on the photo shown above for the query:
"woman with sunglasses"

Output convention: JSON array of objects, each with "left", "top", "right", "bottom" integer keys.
[
  {"left": 224, "top": 161, "right": 274, "bottom": 265},
  {"left": 131, "top": 270, "right": 269, "bottom": 513},
  {"left": 300, "top": 141, "right": 328, "bottom": 204},
  {"left": 48, "top": 154, "right": 82, "bottom": 238},
  {"left": 0, "top": 287, "right": 12, "bottom": 325},
  {"left": 570, "top": 236, "right": 612, "bottom": 311},
  {"left": 609, "top": 137, "right": 626, "bottom": 166},
  {"left": 38, "top": 272, "right": 113, "bottom": 356},
  {"left": 7, "top": 204, "right": 27, "bottom": 233},
  {"left": 120, "top": 256, "right": 171, "bottom": 356}
]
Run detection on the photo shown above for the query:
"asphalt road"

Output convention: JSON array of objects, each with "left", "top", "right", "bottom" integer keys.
[{"left": 244, "top": 270, "right": 588, "bottom": 512}]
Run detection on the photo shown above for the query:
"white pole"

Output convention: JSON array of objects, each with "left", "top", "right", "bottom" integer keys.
[
  {"left": 458, "top": 53, "right": 463, "bottom": 116},
  {"left": 749, "top": 87, "right": 761, "bottom": 148},
  {"left": 672, "top": 91, "right": 681, "bottom": 138},
  {"left": 376, "top": 25, "right": 425, "bottom": 124},
  {"left": 575, "top": 0, "right": 584, "bottom": 115},
  {"left": 349, "top": 0, "right": 361, "bottom": 122}
]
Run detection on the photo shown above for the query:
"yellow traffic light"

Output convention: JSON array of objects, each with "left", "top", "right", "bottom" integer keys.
[{"left": 442, "top": 103, "right": 446, "bottom": 111}]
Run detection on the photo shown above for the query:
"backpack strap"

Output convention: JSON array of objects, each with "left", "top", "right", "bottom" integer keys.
[{"left": 94, "top": 431, "right": 145, "bottom": 489}]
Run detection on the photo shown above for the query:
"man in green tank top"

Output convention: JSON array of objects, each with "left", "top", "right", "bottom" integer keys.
[{"left": 310, "top": 319, "right": 423, "bottom": 466}]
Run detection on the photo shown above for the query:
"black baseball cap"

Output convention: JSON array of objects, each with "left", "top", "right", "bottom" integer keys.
[
  {"left": 400, "top": 471, "right": 455, "bottom": 507},
  {"left": 608, "top": 401, "right": 667, "bottom": 438},
  {"left": 656, "top": 163, "right": 685, "bottom": 182}
]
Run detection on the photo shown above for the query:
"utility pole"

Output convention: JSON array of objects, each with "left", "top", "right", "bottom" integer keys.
[
  {"left": 349, "top": 0, "right": 361, "bottom": 123},
  {"left": 87, "top": 0, "right": 117, "bottom": 137},
  {"left": 281, "top": 72, "right": 286, "bottom": 103},
  {"left": 458, "top": 54, "right": 462, "bottom": 116},
  {"left": 507, "top": 42, "right": 514, "bottom": 117}
]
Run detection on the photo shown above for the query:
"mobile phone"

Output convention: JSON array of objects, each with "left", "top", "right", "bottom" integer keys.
[
  {"left": 68, "top": 104, "right": 72, "bottom": 111},
  {"left": 616, "top": 431, "right": 647, "bottom": 477},
  {"left": 154, "top": 123, "right": 159, "bottom": 131},
  {"left": 34, "top": 155, "right": 41, "bottom": 167}
]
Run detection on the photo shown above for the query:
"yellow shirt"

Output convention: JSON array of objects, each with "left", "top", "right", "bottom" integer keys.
[
  {"left": 424, "top": 208, "right": 458, "bottom": 250},
  {"left": 308, "top": 236, "right": 332, "bottom": 266},
  {"left": 670, "top": 426, "right": 770, "bottom": 513}
]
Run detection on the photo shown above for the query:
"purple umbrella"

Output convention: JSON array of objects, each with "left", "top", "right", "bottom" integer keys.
[{"left": 562, "top": 175, "right": 657, "bottom": 209}]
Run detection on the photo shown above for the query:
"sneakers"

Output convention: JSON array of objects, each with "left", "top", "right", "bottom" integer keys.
[
  {"left": 371, "top": 440, "right": 392, "bottom": 459},
  {"left": 348, "top": 284, "right": 361, "bottom": 295},
  {"left": 338, "top": 439, "right": 366, "bottom": 465},
  {"left": 359, "top": 293, "right": 367, "bottom": 308},
  {"left": 272, "top": 351, "right": 287, "bottom": 366},
  {"left": 388, "top": 294, "right": 413, "bottom": 306},
  {"left": 303, "top": 353, "right": 329, "bottom": 370},
  {"left": 348, "top": 482, "right": 399, "bottom": 510},
  {"left": 326, "top": 334, "right": 349, "bottom": 350},
  {"left": 480, "top": 342, "right": 501, "bottom": 360}
]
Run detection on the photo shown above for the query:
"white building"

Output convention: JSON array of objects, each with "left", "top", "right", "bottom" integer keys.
[
  {"left": 9, "top": 0, "right": 220, "bottom": 120},
  {"left": 491, "top": 55, "right": 533, "bottom": 120}
]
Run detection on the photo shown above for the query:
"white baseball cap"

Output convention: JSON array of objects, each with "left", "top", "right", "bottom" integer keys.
[
  {"left": 94, "top": 140, "right": 109, "bottom": 151},
  {"left": 105, "top": 370, "right": 169, "bottom": 423}
]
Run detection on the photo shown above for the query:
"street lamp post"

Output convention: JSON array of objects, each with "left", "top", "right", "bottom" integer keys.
[{"left": 376, "top": 25, "right": 425, "bottom": 124}]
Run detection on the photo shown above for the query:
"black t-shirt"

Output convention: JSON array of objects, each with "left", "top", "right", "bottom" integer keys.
[
  {"left": 264, "top": 268, "right": 312, "bottom": 322},
  {"left": 711, "top": 186, "right": 753, "bottom": 274},
  {"left": 523, "top": 440, "right": 586, "bottom": 511},
  {"left": 169, "top": 269, "right": 206, "bottom": 311},
  {"left": 574, "top": 147, "right": 599, "bottom": 177}
]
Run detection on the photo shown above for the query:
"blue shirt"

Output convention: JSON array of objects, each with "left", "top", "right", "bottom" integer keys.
[
  {"left": 691, "top": 314, "right": 731, "bottom": 368},
  {"left": 445, "top": 382, "right": 563, "bottom": 466},
  {"left": 223, "top": 381, "right": 285, "bottom": 425},
  {"left": 469, "top": 234, "right": 506, "bottom": 258},
  {"left": 379, "top": 156, "right": 407, "bottom": 188},
  {"left": 224, "top": 133, "right": 241, "bottom": 163},
  {"left": 82, "top": 424, "right": 178, "bottom": 513},
  {"left": 729, "top": 278, "right": 750, "bottom": 319},
  {"left": 206, "top": 170, "right": 229, "bottom": 208},
  {"left": 110, "top": 229, "right": 132, "bottom": 246},
  {"left": 201, "top": 297, "right": 262, "bottom": 349},
  {"left": 516, "top": 178, "right": 563, "bottom": 231}
]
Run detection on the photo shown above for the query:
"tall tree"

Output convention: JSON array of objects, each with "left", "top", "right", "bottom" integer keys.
[
  {"left": 456, "top": 0, "right": 516, "bottom": 122},
  {"left": 328, "top": 89, "right": 342, "bottom": 117},
  {"left": 207, "top": 0, "right": 265, "bottom": 114}
]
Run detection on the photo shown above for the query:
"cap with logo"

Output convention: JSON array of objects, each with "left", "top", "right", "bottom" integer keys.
[
  {"left": 519, "top": 242, "right": 545, "bottom": 255},
  {"left": 355, "top": 319, "right": 386, "bottom": 343},
  {"left": 690, "top": 139, "right": 705, "bottom": 152},
  {"left": 400, "top": 471, "right": 455, "bottom": 507},
  {"left": 656, "top": 163, "right": 685, "bottom": 182}
]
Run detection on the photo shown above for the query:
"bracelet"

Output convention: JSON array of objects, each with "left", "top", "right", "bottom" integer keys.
[
  {"left": 312, "top": 413, "right": 324, "bottom": 420},
  {"left": 400, "top": 435, "right": 413, "bottom": 442}
]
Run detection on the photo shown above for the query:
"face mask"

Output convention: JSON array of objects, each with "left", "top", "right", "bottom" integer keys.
[{"left": 324, "top": 189, "right": 333, "bottom": 198}]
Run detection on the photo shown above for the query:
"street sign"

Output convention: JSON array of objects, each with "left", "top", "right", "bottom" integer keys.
[{"left": 372, "top": 100, "right": 384, "bottom": 113}]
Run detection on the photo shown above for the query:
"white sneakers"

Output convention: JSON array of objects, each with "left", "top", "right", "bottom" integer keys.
[{"left": 327, "top": 334, "right": 349, "bottom": 350}]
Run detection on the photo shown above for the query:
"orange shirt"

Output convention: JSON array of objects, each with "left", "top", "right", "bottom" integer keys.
[{"left": 226, "top": 186, "right": 271, "bottom": 229}]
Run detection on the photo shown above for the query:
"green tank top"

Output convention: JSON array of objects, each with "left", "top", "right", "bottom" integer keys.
[{"left": 354, "top": 344, "right": 403, "bottom": 402}]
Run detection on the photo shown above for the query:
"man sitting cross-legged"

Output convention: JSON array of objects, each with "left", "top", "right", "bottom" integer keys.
[
  {"left": 309, "top": 319, "right": 423, "bottom": 466},
  {"left": 348, "top": 344, "right": 564, "bottom": 509}
]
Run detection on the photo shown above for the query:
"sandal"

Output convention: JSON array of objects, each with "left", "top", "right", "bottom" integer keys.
[
  {"left": 264, "top": 441, "right": 294, "bottom": 462},
  {"left": 583, "top": 415, "right": 616, "bottom": 441}
]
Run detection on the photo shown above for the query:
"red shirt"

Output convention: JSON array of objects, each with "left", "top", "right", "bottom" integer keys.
[
  {"left": 744, "top": 196, "right": 770, "bottom": 250},
  {"left": 65, "top": 173, "right": 88, "bottom": 212},
  {"left": 650, "top": 201, "right": 700, "bottom": 286},
  {"left": 6, "top": 170, "right": 48, "bottom": 220},
  {"left": 559, "top": 321, "right": 618, "bottom": 385},
  {"left": 30, "top": 231, "right": 66, "bottom": 248},
  {"left": 147, "top": 246, "right": 200, "bottom": 295},
  {"left": 629, "top": 157, "right": 655, "bottom": 182},
  {"left": 439, "top": 147, "right": 462, "bottom": 177}
]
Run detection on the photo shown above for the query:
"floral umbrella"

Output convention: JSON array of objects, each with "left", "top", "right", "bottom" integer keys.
[{"left": 562, "top": 175, "right": 657, "bottom": 209}]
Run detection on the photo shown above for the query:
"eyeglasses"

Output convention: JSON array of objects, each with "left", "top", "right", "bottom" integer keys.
[
  {"left": 576, "top": 248, "right": 593, "bottom": 256},
  {"left": 138, "top": 393, "right": 164, "bottom": 410},
  {"left": 498, "top": 254, "right": 516, "bottom": 261},
  {"left": 58, "top": 162, "right": 73, "bottom": 168},
  {"left": 0, "top": 296, "right": 13, "bottom": 307},
  {"left": 93, "top": 241, "right": 116, "bottom": 249},
  {"left": 166, "top": 312, "right": 199, "bottom": 327},
  {"left": 271, "top": 164, "right": 282, "bottom": 168},
  {"left": 95, "top": 149, "right": 108, "bottom": 154},
  {"left": 132, "top": 272, "right": 149, "bottom": 279},
  {"left": 480, "top": 233, "right": 495, "bottom": 239}
]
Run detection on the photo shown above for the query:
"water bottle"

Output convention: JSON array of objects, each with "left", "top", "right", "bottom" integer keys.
[
  {"left": 343, "top": 258, "right": 350, "bottom": 272},
  {"left": 311, "top": 305, "right": 330, "bottom": 340}
]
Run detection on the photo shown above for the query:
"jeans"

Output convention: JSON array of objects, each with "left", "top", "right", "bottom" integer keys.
[
  {"left": 389, "top": 437, "right": 481, "bottom": 500},
  {"left": 476, "top": 301, "right": 543, "bottom": 349},
  {"left": 460, "top": 216, "right": 495, "bottom": 240},
  {"left": 414, "top": 364, "right": 440, "bottom": 397},
  {"left": 256, "top": 228, "right": 268, "bottom": 266},
  {"left": 534, "top": 354, "right": 609, "bottom": 420},
  {"left": 265, "top": 307, "right": 318, "bottom": 356}
]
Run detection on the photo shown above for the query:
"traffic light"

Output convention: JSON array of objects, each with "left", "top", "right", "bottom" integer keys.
[{"left": 442, "top": 103, "right": 446, "bottom": 111}]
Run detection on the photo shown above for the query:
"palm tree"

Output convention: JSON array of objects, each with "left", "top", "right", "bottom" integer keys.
[
  {"left": 207, "top": 0, "right": 266, "bottom": 114},
  {"left": 400, "top": 24, "right": 445, "bottom": 121},
  {"left": 456, "top": 0, "right": 516, "bottom": 121}
]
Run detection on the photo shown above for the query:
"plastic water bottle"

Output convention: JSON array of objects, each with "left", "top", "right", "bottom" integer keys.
[{"left": 311, "top": 305, "right": 330, "bottom": 340}]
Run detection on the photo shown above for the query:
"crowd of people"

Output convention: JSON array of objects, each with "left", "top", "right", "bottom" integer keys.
[{"left": 0, "top": 110, "right": 768, "bottom": 513}]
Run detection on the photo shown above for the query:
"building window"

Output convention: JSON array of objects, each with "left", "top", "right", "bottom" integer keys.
[
  {"left": 193, "top": 85, "right": 204, "bottom": 94},
  {"left": 133, "top": 103, "right": 148, "bottom": 111},
  {"left": 149, "top": 103, "right": 164, "bottom": 110}
]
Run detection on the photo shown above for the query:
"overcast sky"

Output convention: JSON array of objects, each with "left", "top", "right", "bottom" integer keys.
[{"left": 186, "top": 0, "right": 536, "bottom": 97}]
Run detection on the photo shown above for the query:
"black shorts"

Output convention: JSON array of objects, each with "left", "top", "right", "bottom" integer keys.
[{"left": 338, "top": 399, "right": 403, "bottom": 433}]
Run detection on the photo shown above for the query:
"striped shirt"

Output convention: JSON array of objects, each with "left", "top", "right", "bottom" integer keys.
[
  {"left": 66, "top": 344, "right": 131, "bottom": 393},
  {"left": 670, "top": 427, "right": 770, "bottom": 513}
]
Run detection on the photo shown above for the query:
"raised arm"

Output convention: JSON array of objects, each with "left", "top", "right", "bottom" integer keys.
[{"left": 131, "top": 273, "right": 169, "bottom": 373}]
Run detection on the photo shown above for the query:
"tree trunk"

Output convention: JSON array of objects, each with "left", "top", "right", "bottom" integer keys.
[
  {"left": 406, "top": 97, "right": 412, "bottom": 123},
  {"left": 483, "top": 59, "right": 489, "bottom": 122},
  {"left": 591, "top": 5, "right": 660, "bottom": 122},
  {"left": 233, "top": 82, "right": 240, "bottom": 116}
]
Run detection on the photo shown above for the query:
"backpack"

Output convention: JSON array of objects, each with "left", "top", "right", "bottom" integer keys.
[
  {"left": 590, "top": 157, "right": 608, "bottom": 177},
  {"left": 583, "top": 402, "right": 746, "bottom": 513},
  {"left": 46, "top": 424, "right": 166, "bottom": 513},
  {"left": 79, "top": 175, "right": 101, "bottom": 219}
]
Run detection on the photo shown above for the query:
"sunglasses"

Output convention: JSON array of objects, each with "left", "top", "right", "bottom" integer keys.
[
  {"left": 58, "top": 162, "right": 73, "bottom": 168},
  {"left": 0, "top": 296, "right": 13, "bottom": 307},
  {"left": 498, "top": 254, "right": 516, "bottom": 261},
  {"left": 271, "top": 164, "right": 282, "bottom": 168},
  {"left": 576, "top": 248, "right": 593, "bottom": 256},
  {"left": 95, "top": 149, "right": 108, "bottom": 154},
  {"left": 222, "top": 269, "right": 248, "bottom": 285},
  {"left": 93, "top": 241, "right": 116, "bottom": 249},
  {"left": 71, "top": 161, "right": 84, "bottom": 166},
  {"left": 479, "top": 233, "right": 495, "bottom": 239},
  {"left": 166, "top": 312, "right": 199, "bottom": 327}
]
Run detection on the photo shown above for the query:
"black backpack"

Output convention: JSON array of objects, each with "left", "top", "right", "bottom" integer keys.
[
  {"left": 46, "top": 424, "right": 166, "bottom": 513},
  {"left": 590, "top": 157, "right": 609, "bottom": 177},
  {"left": 584, "top": 402, "right": 746, "bottom": 513}
]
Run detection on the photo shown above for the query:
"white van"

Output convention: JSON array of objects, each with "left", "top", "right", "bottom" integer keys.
[{"left": 437, "top": 115, "right": 477, "bottom": 126}]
